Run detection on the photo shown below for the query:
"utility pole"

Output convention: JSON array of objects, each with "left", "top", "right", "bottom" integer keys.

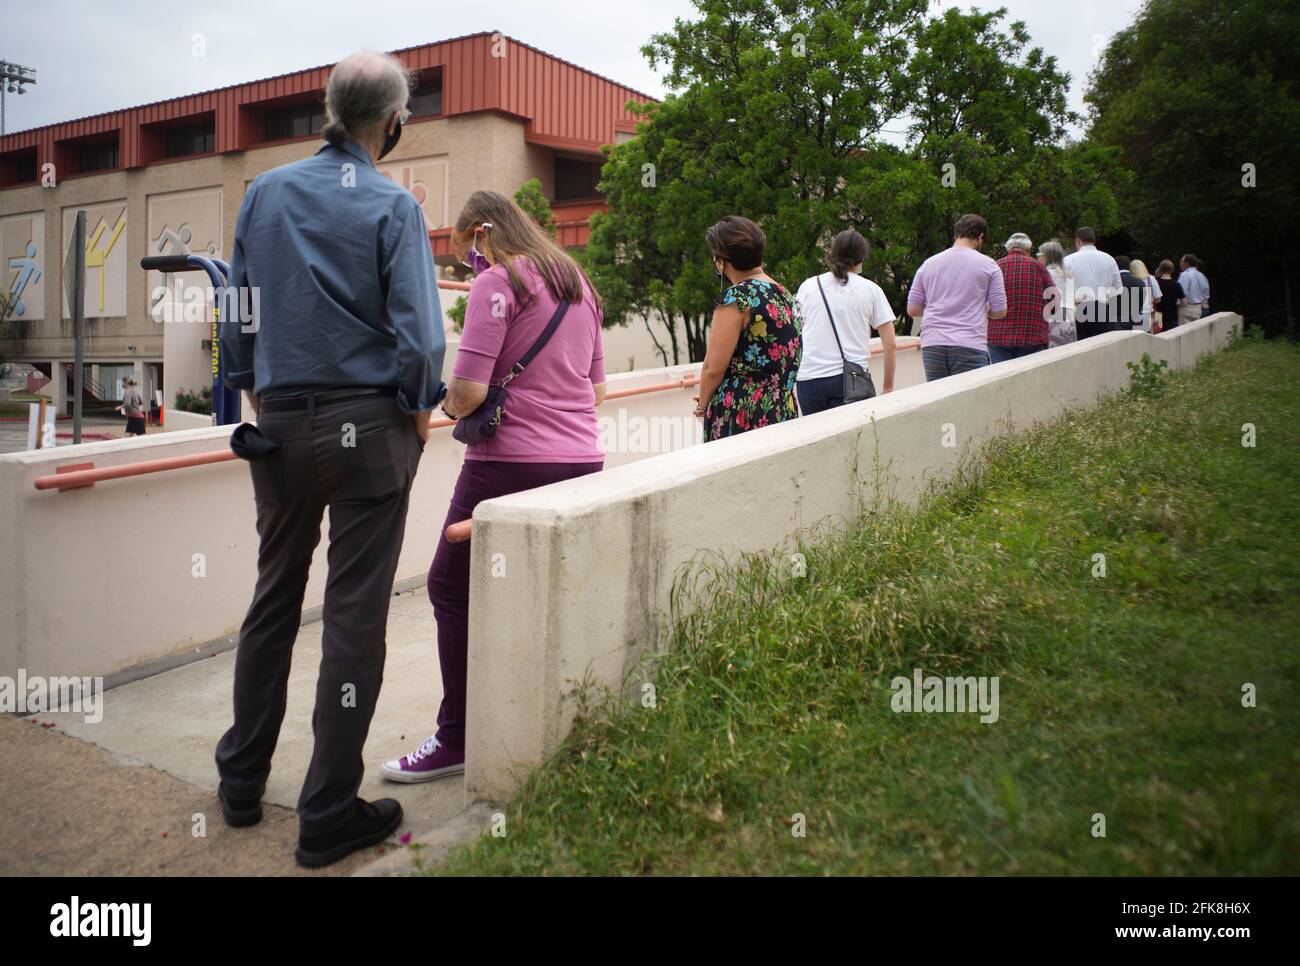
[
  {"left": 65, "top": 211, "right": 86, "bottom": 444},
  {"left": 0, "top": 59, "right": 38, "bottom": 135}
]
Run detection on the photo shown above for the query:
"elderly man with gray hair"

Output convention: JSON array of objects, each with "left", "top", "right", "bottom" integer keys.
[
  {"left": 216, "top": 49, "right": 445, "bottom": 868},
  {"left": 992, "top": 232, "right": 1057, "bottom": 363}
]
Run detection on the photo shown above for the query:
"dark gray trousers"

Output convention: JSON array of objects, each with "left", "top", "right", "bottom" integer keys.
[{"left": 215, "top": 392, "right": 422, "bottom": 835}]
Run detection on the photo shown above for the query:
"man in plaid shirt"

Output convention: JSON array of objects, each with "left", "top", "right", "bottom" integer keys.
[{"left": 992, "top": 233, "right": 1058, "bottom": 363}]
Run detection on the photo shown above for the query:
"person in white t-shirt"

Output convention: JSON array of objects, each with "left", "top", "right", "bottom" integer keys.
[{"left": 794, "top": 229, "right": 897, "bottom": 415}]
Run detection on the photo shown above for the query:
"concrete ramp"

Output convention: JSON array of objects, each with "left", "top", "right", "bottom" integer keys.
[{"left": 0, "top": 587, "right": 478, "bottom": 875}]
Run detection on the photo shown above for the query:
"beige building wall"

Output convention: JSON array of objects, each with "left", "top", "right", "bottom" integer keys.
[{"left": 0, "top": 111, "right": 563, "bottom": 413}]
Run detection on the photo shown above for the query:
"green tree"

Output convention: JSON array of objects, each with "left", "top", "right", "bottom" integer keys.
[
  {"left": 585, "top": 0, "right": 1118, "bottom": 361},
  {"left": 514, "top": 177, "right": 556, "bottom": 237},
  {"left": 446, "top": 177, "right": 560, "bottom": 334},
  {"left": 1086, "top": 0, "right": 1300, "bottom": 332}
]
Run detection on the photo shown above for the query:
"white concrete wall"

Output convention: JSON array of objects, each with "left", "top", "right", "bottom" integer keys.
[
  {"left": 0, "top": 335, "right": 922, "bottom": 684},
  {"left": 462, "top": 314, "right": 1242, "bottom": 801},
  {"left": 163, "top": 409, "right": 213, "bottom": 432},
  {"left": 5, "top": 352, "right": 849, "bottom": 682}
]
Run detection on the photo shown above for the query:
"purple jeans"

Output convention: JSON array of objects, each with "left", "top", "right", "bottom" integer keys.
[{"left": 428, "top": 458, "right": 603, "bottom": 750}]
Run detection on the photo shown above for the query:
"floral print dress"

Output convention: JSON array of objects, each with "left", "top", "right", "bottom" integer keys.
[{"left": 704, "top": 278, "right": 802, "bottom": 441}]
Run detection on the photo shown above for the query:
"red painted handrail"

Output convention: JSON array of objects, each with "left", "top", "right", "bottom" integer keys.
[
  {"left": 31, "top": 338, "right": 919, "bottom": 492},
  {"left": 29, "top": 372, "right": 699, "bottom": 491},
  {"left": 34, "top": 449, "right": 238, "bottom": 490},
  {"left": 445, "top": 520, "right": 473, "bottom": 543}
]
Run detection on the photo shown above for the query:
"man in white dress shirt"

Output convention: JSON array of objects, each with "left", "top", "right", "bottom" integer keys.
[{"left": 1063, "top": 227, "right": 1122, "bottom": 341}]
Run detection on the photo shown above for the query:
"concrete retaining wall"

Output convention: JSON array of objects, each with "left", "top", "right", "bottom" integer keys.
[
  {"left": 463, "top": 314, "right": 1241, "bottom": 801},
  {"left": 0, "top": 362, "right": 718, "bottom": 684}
]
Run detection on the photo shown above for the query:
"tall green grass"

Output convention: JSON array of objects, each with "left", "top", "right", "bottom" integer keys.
[{"left": 435, "top": 340, "right": 1300, "bottom": 875}]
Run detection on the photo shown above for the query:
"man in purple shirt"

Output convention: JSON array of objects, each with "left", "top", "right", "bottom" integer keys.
[{"left": 906, "top": 214, "right": 1008, "bottom": 382}]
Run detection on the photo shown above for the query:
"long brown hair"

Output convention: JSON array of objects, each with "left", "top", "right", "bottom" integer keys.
[{"left": 451, "top": 190, "right": 599, "bottom": 309}]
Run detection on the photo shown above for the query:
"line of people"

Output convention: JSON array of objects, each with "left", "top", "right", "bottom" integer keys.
[
  {"left": 695, "top": 213, "right": 1215, "bottom": 440},
  {"left": 215, "top": 51, "right": 609, "bottom": 868},
  {"left": 909, "top": 218, "right": 1211, "bottom": 377},
  {"left": 212, "top": 50, "right": 1215, "bottom": 868},
  {"left": 695, "top": 217, "right": 897, "bottom": 438}
]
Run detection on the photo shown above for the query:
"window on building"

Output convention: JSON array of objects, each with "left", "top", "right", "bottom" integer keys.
[
  {"left": 165, "top": 121, "right": 215, "bottom": 158},
  {"left": 264, "top": 103, "right": 325, "bottom": 141},
  {"left": 554, "top": 156, "right": 603, "bottom": 201},
  {"left": 14, "top": 153, "right": 38, "bottom": 183},
  {"left": 78, "top": 141, "right": 119, "bottom": 172},
  {"left": 409, "top": 73, "right": 443, "bottom": 117}
]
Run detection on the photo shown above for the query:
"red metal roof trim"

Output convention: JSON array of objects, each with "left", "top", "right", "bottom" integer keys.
[{"left": 0, "top": 32, "right": 657, "bottom": 168}]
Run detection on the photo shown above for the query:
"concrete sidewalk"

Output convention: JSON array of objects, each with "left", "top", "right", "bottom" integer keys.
[{"left": 0, "top": 586, "right": 484, "bottom": 876}]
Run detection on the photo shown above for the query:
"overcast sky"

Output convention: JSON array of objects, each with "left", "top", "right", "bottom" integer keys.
[{"left": 2, "top": 0, "right": 1143, "bottom": 137}]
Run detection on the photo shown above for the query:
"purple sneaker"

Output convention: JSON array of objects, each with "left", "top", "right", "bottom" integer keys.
[{"left": 382, "top": 735, "right": 464, "bottom": 783}]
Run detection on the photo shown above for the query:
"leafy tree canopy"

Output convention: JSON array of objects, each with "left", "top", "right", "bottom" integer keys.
[
  {"left": 584, "top": 0, "right": 1120, "bottom": 361},
  {"left": 1086, "top": 0, "right": 1299, "bottom": 333}
]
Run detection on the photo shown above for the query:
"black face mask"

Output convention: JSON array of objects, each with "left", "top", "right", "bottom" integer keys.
[{"left": 377, "top": 116, "right": 403, "bottom": 160}]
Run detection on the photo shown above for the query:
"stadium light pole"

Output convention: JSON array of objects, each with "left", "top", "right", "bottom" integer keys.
[{"left": 0, "top": 60, "right": 38, "bottom": 135}]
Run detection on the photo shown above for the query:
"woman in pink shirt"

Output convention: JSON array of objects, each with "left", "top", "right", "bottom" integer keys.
[{"left": 382, "top": 190, "right": 606, "bottom": 783}]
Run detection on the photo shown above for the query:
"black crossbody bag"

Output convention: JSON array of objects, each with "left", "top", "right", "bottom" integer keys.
[
  {"left": 452, "top": 300, "right": 570, "bottom": 444},
  {"left": 816, "top": 276, "right": 876, "bottom": 403}
]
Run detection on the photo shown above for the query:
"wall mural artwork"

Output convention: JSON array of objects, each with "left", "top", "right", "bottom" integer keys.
[
  {"left": 377, "top": 155, "right": 449, "bottom": 229},
  {"left": 146, "top": 186, "right": 223, "bottom": 325},
  {"left": 2, "top": 211, "right": 45, "bottom": 322},
  {"left": 62, "top": 202, "right": 128, "bottom": 318}
]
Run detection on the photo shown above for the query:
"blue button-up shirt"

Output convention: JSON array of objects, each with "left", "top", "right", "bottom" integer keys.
[
  {"left": 219, "top": 139, "right": 445, "bottom": 413},
  {"left": 1178, "top": 267, "right": 1210, "bottom": 305}
]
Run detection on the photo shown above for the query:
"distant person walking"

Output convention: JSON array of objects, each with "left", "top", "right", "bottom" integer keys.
[
  {"left": 215, "top": 50, "right": 446, "bottom": 869},
  {"left": 118, "top": 377, "right": 146, "bottom": 436},
  {"left": 1178, "top": 254, "right": 1210, "bottom": 323},
  {"left": 794, "top": 229, "right": 896, "bottom": 414},
  {"left": 1115, "top": 255, "right": 1149, "bottom": 332},
  {"left": 1063, "top": 227, "right": 1121, "bottom": 340},
  {"left": 1154, "top": 259, "right": 1186, "bottom": 333},
  {"left": 991, "top": 233, "right": 1055, "bottom": 363},
  {"left": 695, "top": 216, "right": 801, "bottom": 438},
  {"left": 907, "top": 213, "right": 1007, "bottom": 381},
  {"left": 1038, "top": 241, "right": 1076, "bottom": 347}
]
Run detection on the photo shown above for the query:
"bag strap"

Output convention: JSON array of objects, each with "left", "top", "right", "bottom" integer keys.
[
  {"left": 815, "top": 276, "right": 850, "bottom": 363},
  {"left": 500, "top": 299, "right": 570, "bottom": 386}
]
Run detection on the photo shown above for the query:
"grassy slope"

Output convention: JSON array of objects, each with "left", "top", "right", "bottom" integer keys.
[{"left": 436, "top": 340, "right": 1300, "bottom": 876}]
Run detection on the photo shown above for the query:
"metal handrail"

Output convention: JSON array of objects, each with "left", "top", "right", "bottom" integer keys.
[
  {"left": 31, "top": 339, "right": 919, "bottom": 492},
  {"left": 31, "top": 370, "right": 701, "bottom": 491}
]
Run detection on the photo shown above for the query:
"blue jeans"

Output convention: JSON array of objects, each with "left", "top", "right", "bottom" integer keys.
[
  {"left": 988, "top": 343, "right": 1047, "bottom": 364},
  {"left": 922, "top": 345, "right": 989, "bottom": 382},
  {"left": 797, "top": 373, "right": 846, "bottom": 415}
]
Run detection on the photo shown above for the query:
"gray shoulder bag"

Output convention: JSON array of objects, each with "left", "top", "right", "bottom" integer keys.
[{"left": 816, "top": 276, "right": 876, "bottom": 403}]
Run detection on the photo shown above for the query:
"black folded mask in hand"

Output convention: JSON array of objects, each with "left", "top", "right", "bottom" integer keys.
[{"left": 230, "top": 422, "right": 283, "bottom": 461}]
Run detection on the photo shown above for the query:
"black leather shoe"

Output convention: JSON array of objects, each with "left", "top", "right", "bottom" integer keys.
[
  {"left": 295, "top": 798, "right": 404, "bottom": 869},
  {"left": 218, "top": 782, "right": 263, "bottom": 828}
]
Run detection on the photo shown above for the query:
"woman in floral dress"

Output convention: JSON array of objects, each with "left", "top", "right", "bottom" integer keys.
[{"left": 694, "top": 216, "right": 802, "bottom": 440}]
